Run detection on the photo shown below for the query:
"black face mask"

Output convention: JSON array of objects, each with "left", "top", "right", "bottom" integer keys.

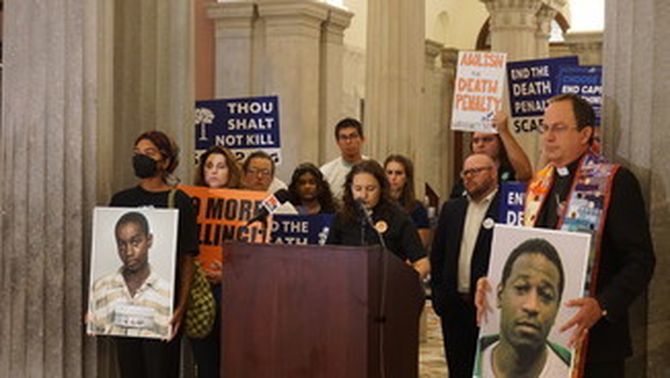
[{"left": 133, "top": 154, "right": 158, "bottom": 178}]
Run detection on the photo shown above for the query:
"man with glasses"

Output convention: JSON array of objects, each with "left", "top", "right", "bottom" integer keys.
[
  {"left": 430, "top": 153, "right": 501, "bottom": 378},
  {"left": 477, "top": 93, "right": 655, "bottom": 376},
  {"left": 450, "top": 112, "right": 532, "bottom": 199},
  {"left": 320, "top": 117, "right": 368, "bottom": 199},
  {"left": 242, "top": 150, "right": 277, "bottom": 192},
  {"left": 242, "top": 150, "right": 297, "bottom": 213}
]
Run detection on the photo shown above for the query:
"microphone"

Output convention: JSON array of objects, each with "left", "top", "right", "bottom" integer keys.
[
  {"left": 246, "top": 189, "right": 291, "bottom": 226},
  {"left": 355, "top": 198, "right": 374, "bottom": 226},
  {"left": 354, "top": 198, "right": 387, "bottom": 250}
]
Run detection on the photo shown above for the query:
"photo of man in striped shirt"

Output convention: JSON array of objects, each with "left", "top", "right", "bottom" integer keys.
[{"left": 88, "top": 211, "right": 172, "bottom": 339}]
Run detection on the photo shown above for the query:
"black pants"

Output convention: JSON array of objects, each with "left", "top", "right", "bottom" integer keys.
[
  {"left": 190, "top": 284, "right": 222, "bottom": 378},
  {"left": 440, "top": 296, "right": 478, "bottom": 378},
  {"left": 116, "top": 335, "right": 181, "bottom": 378},
  {"left": 584, "top": 360, "right": 625, "bottom": 378}
]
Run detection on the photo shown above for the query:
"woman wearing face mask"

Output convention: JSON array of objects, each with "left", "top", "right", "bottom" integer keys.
[
  {"left": 189, "top": 145, "right": 241, "bottom": 378},
  {"left": 384, "top": 154, "right": 432, "bottom": 249},
  {"left": 288, "top": 163, "right": 338, "bottom": 215},
  {"left": 450, "top": 112, "right": 533, "bottom": 199},
  {"left": 326, "top": 160, "right": 430, "bottom": 279},
  {"left": 109, "top": 130, "right": 198, "bottom": 378}
]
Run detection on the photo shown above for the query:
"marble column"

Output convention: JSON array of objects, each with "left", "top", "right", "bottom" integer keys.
[
  {"left": 113, "top": 0, "right": 195, "bottom": 191},
  {"left": 365, "top": 0, "right": 425, "bottom": 161},
  {"left": 257, "top": 1, "right": 329, "bottom": 180},
  {"left": 564, "top": 31, "right": 604, "bottom": 66},
  {"left": 481, "top": 0, "right": 542, "bottom": 61},
  {"left": 415, "top": 40, "right": 447, "bottom": 201},
  {"left": 319, "top": 5, "right": 354, "bottom": 164},
  {"left": 0, "top": 0, "right": 99, "bottom": 376},
  {"left": 480, "top": 0, "right": 559, "bottom": 167},
  {"left": 535, "top": 4, "right": 558, "bottom": 58},
  {"left": 603, "top": 0, "right": 670, "bottom": 376},
  {"left": 441, "top": 48, "right": 460, "bottom": 200},
  {"left": 208, "top": 1, "right": 257, "bottom": 98}
]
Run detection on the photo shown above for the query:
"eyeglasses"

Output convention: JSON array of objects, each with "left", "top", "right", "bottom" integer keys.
[
  {"left": 460, "top": 166, "right": 493, "bottom": 178},
  {"left": 338, "top": 133, "right": 360, "bottom": 142},
  {"left": 246, "top": 168, "right": 271, "bottom": 177},
  {"left": 538, "top": 123, "right": 579, "bottom": 134}
]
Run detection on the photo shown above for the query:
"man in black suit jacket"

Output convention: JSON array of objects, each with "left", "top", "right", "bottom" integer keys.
[
  {"left": 430, "top": 153, "right": 501, "bottom": 378},
  {"left": 532, "top": 94, "right": 655, "bottom": 376},
  {"left": 476, "top": 94, "right": 655, "bottom": 377}
]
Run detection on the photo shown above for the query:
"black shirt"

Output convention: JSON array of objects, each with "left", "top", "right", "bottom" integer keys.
[
  {"left": 536, "top": 158, "right": 580, "bottom": 228},
  {"left": 326, "top": 202, "right": 426, "bottom": 262},
  {"left": 110, "top": 186, "right": 199, "bottom": 258},
  {"left": 531, "top": 158, "right": 655, "bottom": 362}
]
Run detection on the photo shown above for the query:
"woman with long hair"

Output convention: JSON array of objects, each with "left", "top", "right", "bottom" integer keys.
[
  {"left": 326, "top": 160, "right": 429, "bottom": 278},
  {"left": 384, "top": 154, "right": 432, "bottom": 248},
  {"left": 195, "top": 145, "right": 242, "bottom": 189},
  {"left": 288, "top": 163, "right": 338, "bottom": 214},
  {"left": 190, "top": 145, "right": 241, "bottom": 378},
  {"left": 109, "top": 130, "right": 198, "bottom": 378}
]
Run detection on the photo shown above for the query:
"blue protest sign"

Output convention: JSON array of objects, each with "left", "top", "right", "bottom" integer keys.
[
  {"left": 270, "top": 214, "right": 335, "bottom": 245},
  {"left": 557, "top": 66, "right": 602, "bottom": 126},
  {"left": 195, "top": 96, "right": 281, "bottom": 163},
  {"left": 498, "top": 182, "right": 527, "bottom": 226},
  {"left": 507, "top": 56, "right": 579, "bottom": 133}
]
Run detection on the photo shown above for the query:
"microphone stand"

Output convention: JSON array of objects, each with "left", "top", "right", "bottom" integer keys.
[
  {"left": 357, "top": 202, "right": 389, "bottom": 378},
  {"left": 360, "top": 213, "right": 367, "bottom": 246},
  {"left": 358, "top": 204, "right": 387, "bottom": 250}
]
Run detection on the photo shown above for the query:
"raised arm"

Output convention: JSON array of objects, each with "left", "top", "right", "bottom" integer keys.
[{"left": 492, "top": 111, "right": 533, "bottom": 182}]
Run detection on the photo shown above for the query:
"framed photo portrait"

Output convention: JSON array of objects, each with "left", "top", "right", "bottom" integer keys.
[
  {"left": 86, "top": 207, "right": 178, "bottom": 339},
  {"left": 475, "top": 224, "right": 591, "bottom": 378}
]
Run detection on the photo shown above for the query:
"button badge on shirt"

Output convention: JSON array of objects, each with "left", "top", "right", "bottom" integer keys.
[{"left": 374, "top": 220, "right": 388, "bottom": 234}]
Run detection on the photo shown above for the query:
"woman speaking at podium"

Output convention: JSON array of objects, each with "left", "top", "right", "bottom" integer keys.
[{"left": 326, "top": 160, "right": 429, "bottom": 279}]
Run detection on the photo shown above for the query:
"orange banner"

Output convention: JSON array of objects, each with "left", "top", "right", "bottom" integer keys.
[{"left": 179, "top": 185, "right": 270, "bottom": 275}]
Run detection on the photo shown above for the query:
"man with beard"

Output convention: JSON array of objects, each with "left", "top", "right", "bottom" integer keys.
[
  {"left": 474, "top": 238, "right": 570, "bottom": 377},
  {"left": 430, "top": 153, "right": 500, "bottom": 377}
]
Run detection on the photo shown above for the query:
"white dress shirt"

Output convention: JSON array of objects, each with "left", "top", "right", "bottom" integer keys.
[{"left": 457, "top": 189, "right": 497, "bottom": 293}]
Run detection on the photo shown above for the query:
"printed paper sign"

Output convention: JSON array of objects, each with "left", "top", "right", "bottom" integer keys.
[
  {"left": 195, "top": 96, "right": 281, "bottom": 164},
  {"left": 557, "top": 66, "right": 602, "bottom": 125},
  {"left": 179, "top": 185, "right": 270, "bottom": 276},
  {"left": 451, "top": 51, "right": 507, "bottom": 133},
  {"left": 498, "top": 182, "right": 527, "bottom": 226},
  {"left": 270, "top": 214, "right": 335, "bottom": 245},
  {"left": 507, "top": 56, "right": 579, "bottom": 133}
]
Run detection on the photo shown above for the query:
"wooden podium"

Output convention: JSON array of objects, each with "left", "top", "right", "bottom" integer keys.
[{"left": 221, "top": 242, "right": 425, "bottom": 378}]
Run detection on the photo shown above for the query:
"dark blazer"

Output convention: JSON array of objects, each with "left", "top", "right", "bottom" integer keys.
[
  {"left": 539, "top": 167, "right": 655, "bottom": 363},
  {"left": 430, "top": 190, "right": 501, "bottom": 317}
]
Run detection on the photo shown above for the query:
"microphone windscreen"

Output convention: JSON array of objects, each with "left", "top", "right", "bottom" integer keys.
[
  {"left": 274, "top": 189, "right": 291, "bottom": 204},
  {"left": 354, "top": 198, "right": 368, "bottom": 211}
]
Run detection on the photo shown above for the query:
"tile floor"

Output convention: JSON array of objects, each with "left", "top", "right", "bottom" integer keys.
[{"left": 419, "top": 302, "right": 448, "bottom": 377}]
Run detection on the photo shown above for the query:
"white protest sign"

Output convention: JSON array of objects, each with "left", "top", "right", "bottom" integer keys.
[{"left": 451, "top": 51, "right": 507, "bottom": 133}]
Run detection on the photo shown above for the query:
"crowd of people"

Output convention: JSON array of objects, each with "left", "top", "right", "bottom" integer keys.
[{"left": 93, "top": 93, "right": 654, "bottom": 378}]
